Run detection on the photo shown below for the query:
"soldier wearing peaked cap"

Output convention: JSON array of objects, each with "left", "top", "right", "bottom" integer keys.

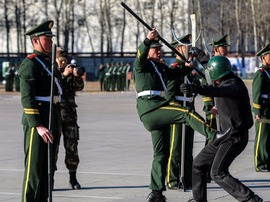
[
  {"left": 134, "top": 28, "right": 230, "bottom": 202},
  {"left": 166, "top": 34, "right": 200, "bottom": 190},
  {"left": 209, "top": 34, "right": 229, "bottom": 56},
  {"left": 252, "top": 43, "right": 270, "bottom": 172},
  {"left": 18, "top": 20, "right": 62, "bottom": 202}
]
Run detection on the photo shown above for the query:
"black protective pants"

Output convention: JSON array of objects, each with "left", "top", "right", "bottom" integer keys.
[{"left": 192, "top": 131, "right": 255, "bottom": 202}]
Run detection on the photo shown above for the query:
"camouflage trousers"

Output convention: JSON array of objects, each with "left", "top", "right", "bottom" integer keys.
[{"left": 56, "top": 121, "right": 80, "bottom": 171}]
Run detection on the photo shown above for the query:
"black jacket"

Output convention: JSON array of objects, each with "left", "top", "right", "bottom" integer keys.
[{"left": 198, "top": 73, "right": 253, "bottom": 132}]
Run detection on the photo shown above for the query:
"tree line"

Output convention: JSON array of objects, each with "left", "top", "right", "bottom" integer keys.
[{"left": 0, "top": 0, "right": 269, "bottom": 64}]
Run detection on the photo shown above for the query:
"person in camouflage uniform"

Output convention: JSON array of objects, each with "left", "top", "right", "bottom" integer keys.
[{"left": 55, "top": 47, "right": 84, "bottom": 189}]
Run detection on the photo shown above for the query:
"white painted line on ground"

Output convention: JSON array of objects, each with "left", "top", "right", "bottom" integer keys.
[
  {"left": 53, "top": 194, "right": 122, "bottom": 199},
  {"left": 0, "top": 168, "right": 148, "bottom": 176},
  {"left": 0, "top": 192, "right": 122, "bottom": 200}
]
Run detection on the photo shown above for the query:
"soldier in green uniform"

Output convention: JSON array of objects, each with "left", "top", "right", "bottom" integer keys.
[
  {"left": 98, "top": 63, "right": 106, "bottom": 91},
  {"left": 116, "top": 62, "right": 122, "bottom": 91},
  {"left": 55, "top": 47, "right": 84, "bottom": 189},
  {"left": 19, "top": 20, "right": 62, "bottom": 202},
  {"left": 120, "top": 62, "right": 127, "bottom": 91},
  {"left": 252, "top": 43, "right": 270, "bottom": 172},
  {"left": 110, "top": 62, "right": 118, "bottom": 91},
  {"left": 166, "top": 34, "right": 200, "bottom": 190},
  {"left": 104, "top": 63, "right": 112, "bottom": 91},
  {"left": 134, "top": 28, "right": 230, "bottom": 202}
]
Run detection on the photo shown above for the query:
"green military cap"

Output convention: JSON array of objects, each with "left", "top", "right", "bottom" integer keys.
[
  {"left": 171, "top": 34, "right": 191, "bottom": 47},
  {"left": 25, "top": 20, "right": 55, "bottom": 37},
  {"left": 150, "top": 39, "right": 163, "bottom": 48},
  {"left": 209, "top": 35, "right": 229, "bottom": 47},
  {"left": 256, "top": 43, "right": 270, "bottom": 57}
]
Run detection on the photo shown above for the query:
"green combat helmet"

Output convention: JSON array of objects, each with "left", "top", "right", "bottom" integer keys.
[{"left": 207, "top": 56, "right": 232, "bottom": 81}]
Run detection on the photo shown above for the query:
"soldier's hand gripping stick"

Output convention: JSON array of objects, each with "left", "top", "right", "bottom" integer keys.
[{"left": 121, "top": 1, "right": 206, "bottom": 79}]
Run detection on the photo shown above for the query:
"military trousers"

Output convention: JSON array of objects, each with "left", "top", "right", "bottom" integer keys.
[
  {"left": 254, "top": 121, "right": 270, "bottom": 171},
  {"left": 166, "top": 123, "right": 194, "bottom": 189},
  {"left": 140, "top": 103, "right": 217, "bottom": 191},
  {"left": 21, "top": 125, "right": 60, "bottom": 202},
  {"left": 192, "top": 131, "right": 255, "bottom": 202},
  {"left": 141, "top": 102, "right": 217, "bottom": 139},
  {"left": 62, "top": 122, "right": 80, "bottom": 171}
]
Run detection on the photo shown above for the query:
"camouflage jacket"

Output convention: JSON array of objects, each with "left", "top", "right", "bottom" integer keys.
[{"left": 60, "top": 73, "right": 84, "bottom": 122}]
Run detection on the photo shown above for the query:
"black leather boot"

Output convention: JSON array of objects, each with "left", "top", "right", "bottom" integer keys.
[
  {"left": 146, "top": 191, "right": 167, "bottom": 202},
  {"left": 69, "top": 171, "right": 81, "bottom": 190}
]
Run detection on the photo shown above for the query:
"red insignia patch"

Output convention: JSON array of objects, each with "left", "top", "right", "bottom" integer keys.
[
  {"left": 170, "top": 62, "right": 179, "bottom": 68},
  {"left": 27, "top": 53, "right": 37, "bottom": 59}
]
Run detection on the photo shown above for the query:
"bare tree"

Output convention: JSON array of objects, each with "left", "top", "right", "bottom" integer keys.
[
  {"left": 120, "top": 8, "right": 126, "bottom": 55},
  {"left": 3, "top": 0, "right": 10, "bottom": 58}
]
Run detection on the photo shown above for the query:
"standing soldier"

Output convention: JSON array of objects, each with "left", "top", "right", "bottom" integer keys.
[
  {"left": 104, "top": 63, "right": 111, "bottom": 91},
  {"left": 116, "top": 62, "right": 124, "bottom": 91},
  {"left": 166, "top": 34, "right": 200, "bottom": 190},
  {"left": 110, "top": 62, "right": 117, "bottom": 91},
  {"left": 125, "top": 62, "right": 132, "bottom": 91},
  {"left": 98, "top": 63, "right": 106, "bottom": 91},
  {"left": 5, "top": 62, "right": 15, "bottom": 91},
  {"left": 252, "top": 43, "right": 270, "bottom": 172},
  {"left": 55, "top": 47, "right": 84, "bottom": 189},
  {"left": 134, "top": 28, "right": 230, "bottom": 202},
  {"left": 19, "top": 20, "right": 62, "bottom": 202}
]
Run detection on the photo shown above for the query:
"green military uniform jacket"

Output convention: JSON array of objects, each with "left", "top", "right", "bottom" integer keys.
[
  {"left": 252, "top": 65, "right": 270, "bottom": 117},
  {"left": 166, "top": 59, "right": 200, "bottom": 103},
  {"left": 134, "top": 39, "right": 191, "bottom": 119},
  {"left": 19, "top": 50, "right": 62, "bottom": 127}
]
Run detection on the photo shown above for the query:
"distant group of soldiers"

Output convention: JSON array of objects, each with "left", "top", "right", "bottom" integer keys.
[
  {"left": 98, "top": 61, "right": 132, "bottom": 92},
  {"left": 2, "top": 62, "right": 20, "bottom": 92}
]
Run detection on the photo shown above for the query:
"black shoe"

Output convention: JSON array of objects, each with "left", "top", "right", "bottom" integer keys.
[
  {"left": 257, "top": 168, "right": 270, "bottom": 172},
  {"left": 69, "top": 171, "right": 81, "bottom": 190},
  {"left": 146, "top": 192, "right": 167, "bottom": 202},
  {"left": 187, "top": 198, "right": 197, "bottom": 202},
  {"left": 187, "top": 198, "right": 207, "bottom": 202},
  {"left": 247, "top": 194, "right": 263, "bottom": 202}
]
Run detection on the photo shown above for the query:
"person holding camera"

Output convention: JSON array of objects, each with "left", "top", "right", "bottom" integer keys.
[{"left": 55, "top": 47, "right": 84, "bottom": 189}]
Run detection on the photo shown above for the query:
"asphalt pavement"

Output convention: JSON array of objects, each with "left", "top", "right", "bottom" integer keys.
[{"left": 0, "top": 80, "right": 269, "bottom": 202}]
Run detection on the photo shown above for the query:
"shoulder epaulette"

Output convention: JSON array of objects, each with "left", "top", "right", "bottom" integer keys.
[
  {"left": 170, "top": 62, "right": 179, "bottom": 68},
  {"left": 27, "top": 53, "right": 37, "bottom": 60}
]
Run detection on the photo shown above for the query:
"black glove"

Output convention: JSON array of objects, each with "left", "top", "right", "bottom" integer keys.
[{"left": 180, "top": 84, "right": 195, "bottom": 94}]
